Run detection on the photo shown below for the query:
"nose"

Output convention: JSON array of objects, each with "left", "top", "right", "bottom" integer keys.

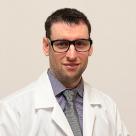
[{"left": 65, "top": 44, "right": 77, "bottom": 60}]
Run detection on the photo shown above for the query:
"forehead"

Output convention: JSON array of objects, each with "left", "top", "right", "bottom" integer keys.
[{"left": 50, "top": 22, "right": 89, "bottom": 40}]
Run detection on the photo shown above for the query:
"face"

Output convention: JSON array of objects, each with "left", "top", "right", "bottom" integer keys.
[{"left": 43, "top": 22, "right": 93, "bottom": 88}]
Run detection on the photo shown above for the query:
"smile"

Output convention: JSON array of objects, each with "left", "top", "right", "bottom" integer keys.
[{"left": 63, "top": 63, "right": 80, "bottom": 70}]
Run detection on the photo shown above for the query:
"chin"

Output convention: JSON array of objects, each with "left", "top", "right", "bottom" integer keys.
[{"left": 65, "top": 73, "right": 81, "bottom": 81}]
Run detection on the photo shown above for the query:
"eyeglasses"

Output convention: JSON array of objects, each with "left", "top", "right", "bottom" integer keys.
[{"left": 48, "top": 38, "right": 93, "bottom": 53}]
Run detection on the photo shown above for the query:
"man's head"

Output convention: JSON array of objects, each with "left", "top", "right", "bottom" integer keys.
[
  {"left": 45, "top": 8, "right": 91, "bottom": 39},
  {"left": 43, "top": 8, "right": 93, "bottom": 88}
]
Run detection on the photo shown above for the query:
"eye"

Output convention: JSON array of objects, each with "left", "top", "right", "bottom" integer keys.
[
  {"left": 75, "top": 40, "right": 83, "bottom": 46},
  {"left": 75, "top": 40, "right": 88, "bottom": 48},
  {"left": 54, "top": 40, "right": 69, "bottom": 49}
]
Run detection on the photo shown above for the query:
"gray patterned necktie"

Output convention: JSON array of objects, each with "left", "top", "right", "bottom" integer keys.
[{"left": 63, "top": 90, "right": 82, "bottom": 136}]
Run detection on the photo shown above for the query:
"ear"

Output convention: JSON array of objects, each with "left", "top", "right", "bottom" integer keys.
[
  {"left": 88, "top": 45, "right": 93, "bottom": 56},
  {"left": 43, "top": 37, "right": 49, "bottom": 56}
]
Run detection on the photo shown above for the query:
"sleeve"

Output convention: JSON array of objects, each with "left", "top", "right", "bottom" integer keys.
[{"left": 0, "top": 101, "right": 20, "bottom": 136}]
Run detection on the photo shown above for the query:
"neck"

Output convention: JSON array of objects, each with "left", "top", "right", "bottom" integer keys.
[
  {"left": 49, "top": 68, "right": 82, "bottom": 89},
  {"left": 61, "top": 77, "right": 82, "bottom": 89}
]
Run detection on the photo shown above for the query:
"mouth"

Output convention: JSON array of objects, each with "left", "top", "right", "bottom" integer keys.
[{"left": 63, "top": 63, "right": 80, "bottom": 70}]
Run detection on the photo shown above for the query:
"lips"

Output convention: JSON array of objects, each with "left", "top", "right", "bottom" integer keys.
[
  {"left": 63, "top": 63, "right": 80, "bottom": 70},
  {"left": 63, "top": 63, "right": 79, "bottom": 66}
]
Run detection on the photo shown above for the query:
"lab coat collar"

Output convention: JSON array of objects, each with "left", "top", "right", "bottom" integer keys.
[
  {"left": 84, "top": 81, "right": 102, "bottom": 106},
  {"left": 34, "top": 71, "right": 56, "bottom": 109}
]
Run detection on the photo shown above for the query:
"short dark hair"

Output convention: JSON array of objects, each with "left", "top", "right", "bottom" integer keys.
[{"left": 45, "top": 8, "right": 91, "bottom": 39}]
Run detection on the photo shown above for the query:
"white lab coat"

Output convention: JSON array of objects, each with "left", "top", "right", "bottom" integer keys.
[{"left": 0, "top": 71, "right": 129, "bottom": 136}]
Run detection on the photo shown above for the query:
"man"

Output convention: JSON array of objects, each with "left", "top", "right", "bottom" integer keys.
[{"left": 0, "top": 8, "right": 129, "bottom": 136}]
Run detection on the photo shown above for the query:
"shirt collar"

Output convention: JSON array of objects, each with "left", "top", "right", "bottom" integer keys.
[{"left": 47, "top": 69, "right": 84, "bottom": 97}]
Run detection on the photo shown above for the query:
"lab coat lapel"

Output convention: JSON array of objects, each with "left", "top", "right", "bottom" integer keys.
[
  {"left": 35, "top": 71, "right": 74, "bottom": 136},
  {"left": 83, "top": 84, "right": 96, "bottom": 136},
  {"left": 52, "top": 102, "right": 74, "bottom": 136},
  {"left": 83, "top": 83, "right": 103, "bottom": 136}
]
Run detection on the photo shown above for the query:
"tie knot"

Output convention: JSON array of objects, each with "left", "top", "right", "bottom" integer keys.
[{"left": 63, "top": 90, "right": 77, "bottom": 102}]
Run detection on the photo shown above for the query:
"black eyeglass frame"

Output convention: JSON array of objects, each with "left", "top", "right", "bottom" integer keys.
[{"left": 48, "top": 38, "right": 93, "bottom": 53}]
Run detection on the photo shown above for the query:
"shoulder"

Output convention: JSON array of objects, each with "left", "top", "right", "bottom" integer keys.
[
  {"left": 84, "top": 81, "right": 114, "bottom": 100},
  {"left": 1, "top": 81, "right": 37, "bottom": 112},
  {"left": 84, "top": 81, "right": 117, "bottom": 112},
  {"left": 1, "top": 71, "right": 48, "bottom": 105},
  {"left": 0, "top": 71, "right": 51, "bottom": 113}
]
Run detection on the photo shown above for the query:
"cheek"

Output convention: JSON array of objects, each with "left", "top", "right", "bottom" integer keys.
[
  {"left": 79, "top": 53, "right": 89, "bottom": 62},
  {"left": 49, "top": 53, "right": 57, "bottom": 65},
  {"left": 79, "top": 54, "right": 89, "bottom": 68},
  {"left": 49, "top": 52, "right": 64, "bottom": 66}
]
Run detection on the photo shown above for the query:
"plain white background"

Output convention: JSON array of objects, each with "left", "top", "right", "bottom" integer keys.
[{"left": 0, "top": 0, "right": 136, "bottom": 135}]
